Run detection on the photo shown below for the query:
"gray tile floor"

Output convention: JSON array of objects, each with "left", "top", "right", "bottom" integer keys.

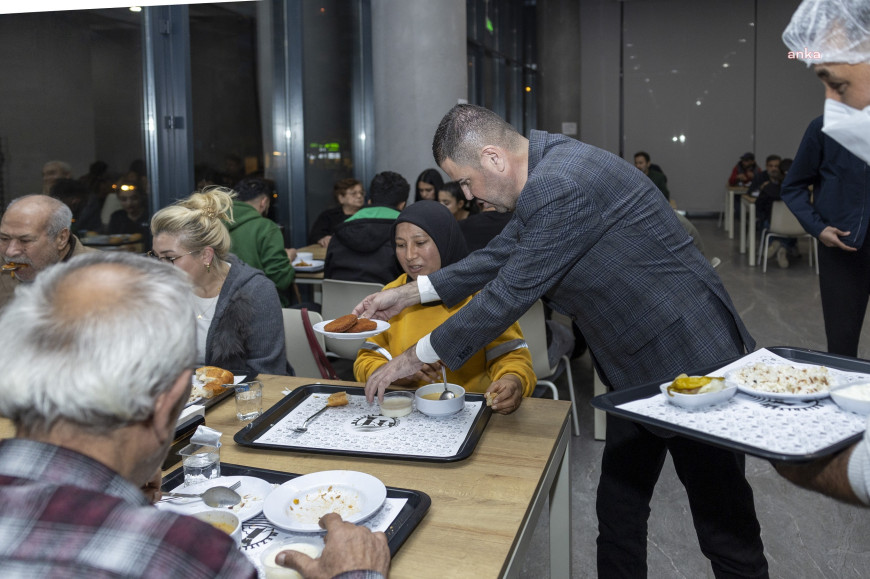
[{"left": 519, "top": 218, "right": 870, "bottom": 579}]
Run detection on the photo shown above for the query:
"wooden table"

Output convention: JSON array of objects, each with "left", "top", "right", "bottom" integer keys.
[
  {"left": 739, "top": 194, "right": 757, "bottom": 266},
  {"left": 206, "top": 376, "right": 573, "bottom": 578},
  {"left": 0, "top": 378, "right": 572, "bottom": 577},
  {"left": 294, "top": 244, "right": 326, "bottom": 301}
]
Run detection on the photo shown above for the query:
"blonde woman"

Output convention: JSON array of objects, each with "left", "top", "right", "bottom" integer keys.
[{"left": 150, "top": 187, "right": 287, "bottom": 376}]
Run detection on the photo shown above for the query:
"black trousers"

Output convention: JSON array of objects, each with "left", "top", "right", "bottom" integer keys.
[
  {"left": 818, "top": 237, "right": 870, "bottom": 357},
  {"left": 596, "top": 416, "right": 769, "bottom": 579}
]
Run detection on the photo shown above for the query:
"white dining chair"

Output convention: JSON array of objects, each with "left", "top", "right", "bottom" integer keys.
[
  {"left": 517, "top": 300, "right": 580, "bottom": 437},
  {"left": 281, "top": 308, "right": 327, "bottom": 379},
  {"left": 758, "top": 201, "right": 818, "bottom": 274},
  {"left": 321, "top": 279, "right": 385, "bottom": 360}
]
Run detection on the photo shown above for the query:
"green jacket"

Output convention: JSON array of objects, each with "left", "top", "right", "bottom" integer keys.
[{"left": 226, "top": 200, "right": 295, "bottom": 306}]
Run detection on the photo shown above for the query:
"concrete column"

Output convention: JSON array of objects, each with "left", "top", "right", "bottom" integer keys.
[
  {"left": 537, "top": 0, "right": 583, "bottom": 138},
  {"left": 371, "top": 0, "right": 466, "bottom": 189}
]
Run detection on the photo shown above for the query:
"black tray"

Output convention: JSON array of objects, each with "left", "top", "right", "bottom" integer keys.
[
  {"left": 590, "top": 347, "right": 868, "bottom": 462},
  {"left": 234, "top": 384, "right": 492, "bottom": 462},
  {"left": 162, "top": 463, "right": 430, "bottom": 557}
]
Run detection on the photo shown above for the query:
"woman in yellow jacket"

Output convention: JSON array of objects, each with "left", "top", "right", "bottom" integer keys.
[{"left": 353, "top": 201, "right": 535, "bottom": 414}]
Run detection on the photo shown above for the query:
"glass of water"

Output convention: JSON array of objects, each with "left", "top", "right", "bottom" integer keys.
[
  {"left": 179, "top": 444, "right": 220, "bottom": 486},
  {"left": 235, "top": 381, "right": 263, "bottom": 421}
]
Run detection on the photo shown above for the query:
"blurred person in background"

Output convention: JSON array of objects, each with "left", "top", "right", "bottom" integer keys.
[
  {"left": 308, "top": 178, "right": 365, "bottom": 248},
  {"left": 413, "top": 168, "right": 444, "bottom": 202}
]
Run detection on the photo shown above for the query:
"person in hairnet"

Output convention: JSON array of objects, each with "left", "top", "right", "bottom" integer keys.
[{"left": 775, "top": 0, "right": 870, "bottom": 507}]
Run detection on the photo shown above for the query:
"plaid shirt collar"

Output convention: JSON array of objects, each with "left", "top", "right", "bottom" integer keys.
[{"left": 0, "top": 438, "right": 146, "bottom": 506}]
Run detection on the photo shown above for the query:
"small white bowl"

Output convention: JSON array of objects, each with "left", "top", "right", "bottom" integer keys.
[
  {"left": 659, "top": 380, "right": 736, "bottom": 410},
  {"left": 379, "top": 391, "right": 414, "bottom": 417},
  {"left": 261, "top": 540, "right": 323, "bottom": 579},
  {"left": 296, "top": 252, "right": 314, "bottom": 263},
  {"left": 415, "top": 383, "right": 465, "bottom": 416},
  {"left": 830, "top": 382, "right": 870, "bottom": 415},
  {"left": 191, "top": 509, "right": 242, "bottom": 544}
]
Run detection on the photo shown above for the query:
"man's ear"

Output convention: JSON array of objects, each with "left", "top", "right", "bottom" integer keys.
[
  {"left": 397, "top": 201, "right": 406, "bottom": 211},
  {"left": 55, "top": 227, "right": 71, "bottom": 251},
  {"left": 481, "top": 145, "right": 506, "bottom": 173},
  {"left": 152, "top": 370, "right": 193, "bottom": 444}
]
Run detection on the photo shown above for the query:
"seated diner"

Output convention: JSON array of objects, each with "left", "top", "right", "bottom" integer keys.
[
  {"left": 353, "top": 200, "right": 535, "bottom": 414},
  {"left": 150, "top": 187, "right": 288, "bottom": 377}
]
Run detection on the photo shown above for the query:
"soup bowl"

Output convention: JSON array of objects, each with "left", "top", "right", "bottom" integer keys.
[
  {"left": 191, "top": 509, "right": 242, "bottom": 544},
  {"left": 414, "top": 383, "right": 465, "bottom": 416}
]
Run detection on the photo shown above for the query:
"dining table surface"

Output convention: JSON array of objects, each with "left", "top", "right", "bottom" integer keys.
[{"left": 0, "top": 374, "right": 573, "bottom": 578}]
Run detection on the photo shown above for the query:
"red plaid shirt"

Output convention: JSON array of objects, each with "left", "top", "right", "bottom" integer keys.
[{"left": 0, "top": 439, "right": 256, "bottom": 578}]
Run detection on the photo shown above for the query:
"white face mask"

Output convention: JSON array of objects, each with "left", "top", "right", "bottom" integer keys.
[{"left": 822, "top": 98, "right": 870, "bottom": 165}]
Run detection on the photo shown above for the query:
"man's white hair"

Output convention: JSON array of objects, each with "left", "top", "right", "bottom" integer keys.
[
  {"left": 0, "top": 252, "right": 196, "bottom": 434},
  {"left": 7, "top": 194, "right": 72, "bottom": 238}
]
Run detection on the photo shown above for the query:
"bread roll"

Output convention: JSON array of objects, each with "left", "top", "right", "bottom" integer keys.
[
  {"left": 326, "top": 391, "right": 349, "bottom": 407},
  {"left": 196, "top": 366, "right": 234, "bottom": 397}
]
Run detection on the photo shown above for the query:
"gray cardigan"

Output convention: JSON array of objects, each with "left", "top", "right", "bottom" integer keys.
[{"left": 205, "top": 255, "right": 289, "bottom": 377}]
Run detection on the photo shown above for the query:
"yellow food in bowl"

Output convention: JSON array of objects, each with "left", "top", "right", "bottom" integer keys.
[
  {"left": 666, "top": 374, "right": 724, "bottom": 396},
  {"left": 210, "top": 520, "right": 236, "bottom": 534}
]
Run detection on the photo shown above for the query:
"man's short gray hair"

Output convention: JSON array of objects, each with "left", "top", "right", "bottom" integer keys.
[
  {"left": 0, "top": 252, "right": 196, "bottom": 435},
  {"left": 432, "top": 104, "right": 524, "bottom": 167},
  {"left": 7, "top": 194, "right": 72, "bottom": 238}
]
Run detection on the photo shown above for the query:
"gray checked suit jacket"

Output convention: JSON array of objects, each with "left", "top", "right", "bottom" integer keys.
[{"left": 428, "top": 131, "right": 754, "bottom": 390}]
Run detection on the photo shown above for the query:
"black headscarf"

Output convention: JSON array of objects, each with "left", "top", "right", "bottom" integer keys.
[{"left": 392, "top": 200, "right": 468, "bottom": 269}]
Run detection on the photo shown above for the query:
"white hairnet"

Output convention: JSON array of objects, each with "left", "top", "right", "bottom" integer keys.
[{"left": 783, "top": 0, "right": 870, "bottom": 65}]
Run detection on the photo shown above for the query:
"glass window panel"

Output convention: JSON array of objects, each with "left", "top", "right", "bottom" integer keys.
[
  {"left": 0, "top": 8, "right": 144, "bottom": 232},
  {"left": 301, "top": 0, "right": 360, "bottom": 238},
  {"left": 188, "top": 2, "right": 263, "bottom": 192}
]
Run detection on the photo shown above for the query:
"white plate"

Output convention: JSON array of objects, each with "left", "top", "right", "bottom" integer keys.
[
  {"left": 263, "top": 470, "right": 387, "bottom": 532},
  {"left": 659, "top": 381, "right": 737, "bottom": 409},
  {"left": 156, "top": 475, "right": 273, "bottom": 522},
  {"left": 725, "top": 367, "right": 836, "bottom": 402},
  {"left": 313, "top": 319, "right": 390, "bottom": 340},
  {"left": 293, "top": 259, "right": 324, "bottom": 272},
  {"left": 187, "top": 374, "right": 246, "bottom": 406}
]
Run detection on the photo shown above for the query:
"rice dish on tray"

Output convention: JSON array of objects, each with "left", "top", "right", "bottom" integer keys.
[{"left": 731, "top": 363, "right": 833, "bottom": 395}]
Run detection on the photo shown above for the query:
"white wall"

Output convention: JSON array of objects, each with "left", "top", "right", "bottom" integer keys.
[
  {"left": 574, "top": 0, "right": 823, "bottom": 213},
  {"left": 371, "top": 0, "right": 467, "bottom": 191}
]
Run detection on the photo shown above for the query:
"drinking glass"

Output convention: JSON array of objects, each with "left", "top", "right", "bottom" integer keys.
[{"left": 235, "top": 381, "right": 263, "bottom": 421}]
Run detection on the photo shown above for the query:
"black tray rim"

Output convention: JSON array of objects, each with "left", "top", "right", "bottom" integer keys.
[
  {"left": 234, "top": 384, "right": 492, "bottom": 462},
  {"left": 162, "top": 462, "right": 431, "bottom": 557},
  {"left": 590, "top": 346, "right": 867, "bottom": 462}
]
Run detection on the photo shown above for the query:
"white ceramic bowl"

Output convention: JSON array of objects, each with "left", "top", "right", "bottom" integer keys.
[
  {"left": 830, "top": 382, "right": 870, "bottom": 415},
  {"left": 296, "top": 252, "right": 314, "bottom": 263},
  {"left": 261, "top": 540, "right": 324, "bottom": 579},
  {"left": 659, "top": 380, "right": 737, "bottom": 410},
  {"left": 415, "top": 383, "right": 465, "bottom": 416},
  {"left": 192, "top": 509, "right": 242, "bottom": 544}
]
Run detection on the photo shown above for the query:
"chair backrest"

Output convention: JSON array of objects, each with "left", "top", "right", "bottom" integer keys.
[
  {"left": 281, "top": 308, "right": 326, "bottom": 379},
  {"left": 516, "top": 300, "right": 555, "bottom": 379},
  {"left": 769, "top": 201, "right": 807, "bottom": 236},
  {"left": 321, "top": 279, "right": 385, "bottom": 359}
]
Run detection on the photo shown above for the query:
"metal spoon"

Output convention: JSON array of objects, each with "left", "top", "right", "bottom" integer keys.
[
  {"left": 162, "top": 480, "right": 242, "bottom": 508},
  {"left": 439, "top": 366, "right": 455, "bottom": 400},
  {"left": 294, "top": 405, "right": 329, "bottom": 433}
]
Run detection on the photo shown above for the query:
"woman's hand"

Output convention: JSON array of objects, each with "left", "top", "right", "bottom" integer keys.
[
  {"left": 486, "top": 374, "right": 524, "bottom": 414},
  {"left": 141, "top": 468, "right": 163, "bottom": 504}
]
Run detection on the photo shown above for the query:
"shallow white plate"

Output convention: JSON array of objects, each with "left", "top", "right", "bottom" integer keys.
[
  {"left": 293, "top": 259, "right": 324, "bottom": 272},
  {"left": 725, "top": 368, "right": 835, "bottom": 402},
  {"left": 659, "top": 381, "right": 737, "bottom": 409},
  {"left": 263, "top": 470, "right": 387, "bottom": 532},
  {"left": 313, "top": 319, "right": 390, "bottom": 340},
  {"left": 156, "top": 475, "right": 273, "bottom": 522}
]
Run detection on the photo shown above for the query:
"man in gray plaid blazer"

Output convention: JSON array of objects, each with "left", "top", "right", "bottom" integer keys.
[{"left": 356, "top": 105, "right": 768, "bottom": 577}]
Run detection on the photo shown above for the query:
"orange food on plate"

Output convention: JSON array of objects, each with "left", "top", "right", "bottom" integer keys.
[
  {"left": 347, "top": 318, "right": 377, "bottom": 333},
  {"left": 324, "top": 314, "right": 358, "bottom": 333}
]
